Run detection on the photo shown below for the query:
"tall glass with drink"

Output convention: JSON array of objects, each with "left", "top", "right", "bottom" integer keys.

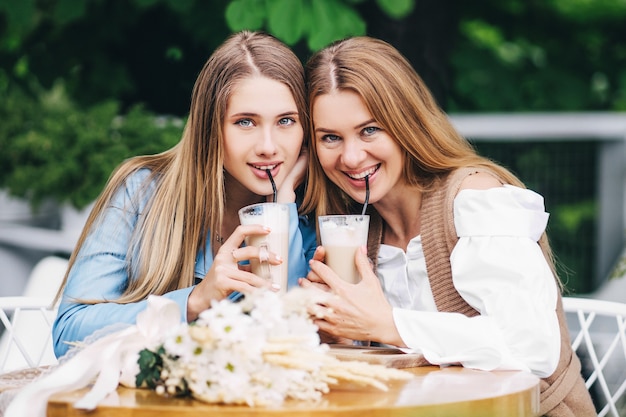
[
  {"left": 318, "top": 215, "right": 370, "bottom": 283},
  {"left": 238, "top": 203, "right": 290, "bottom": 293}
]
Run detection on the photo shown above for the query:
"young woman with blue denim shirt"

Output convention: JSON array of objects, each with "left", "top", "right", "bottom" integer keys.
[{"left": 52, "top": 31, "right": 316, "bottom": 357}]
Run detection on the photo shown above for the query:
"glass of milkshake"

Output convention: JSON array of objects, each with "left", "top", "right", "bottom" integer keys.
[
  {"left": 318, "top": 215, "right": 370, "bottom": 283},
  {"left": 238, "top": 203, "right": 290, "bottom": 293}
]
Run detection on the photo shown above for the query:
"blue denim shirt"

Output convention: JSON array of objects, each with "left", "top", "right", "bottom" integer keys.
[{"left": 52, "top": 169, "right": 317, "bottom": 357}]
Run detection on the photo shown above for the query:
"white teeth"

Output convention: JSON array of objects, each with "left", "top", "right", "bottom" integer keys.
[
  {"left": 253, "top": 164, "right": 277, "bottom": 170},
  {"left": 348, "top": 166, "right": 377, "bottom": 180}
]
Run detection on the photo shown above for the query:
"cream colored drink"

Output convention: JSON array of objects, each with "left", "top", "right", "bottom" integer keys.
[
  {"left": 318, "top": 215, "right": 370, "bottom": 283},
  {"left": 238, "top": 203, "right": 290, "bottom": 293},
  {"left": 245, "top": 232, "right": 289, "bottom": 292}
]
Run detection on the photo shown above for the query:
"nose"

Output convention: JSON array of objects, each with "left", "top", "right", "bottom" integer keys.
[
  {"left": 340, "top": 137, "right": 365, "bottom": 168},
  {"left": 256, "top": 126, "right": 277, "bottom": 155}
]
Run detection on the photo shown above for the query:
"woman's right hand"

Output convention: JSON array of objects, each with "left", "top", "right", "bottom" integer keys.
[
  {"left": 298, "top": 246, "right": 332, "bottom": 293},
  {"left": 187, "top": 224, "right": 282, "bottom": 321},
  {"left": 300, "top": 246, "right": 403, "bottom": 346}
]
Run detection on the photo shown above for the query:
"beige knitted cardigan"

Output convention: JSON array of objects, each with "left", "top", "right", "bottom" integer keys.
[{"left": 366, "top": 167, "right": 595, "bottom": 417}]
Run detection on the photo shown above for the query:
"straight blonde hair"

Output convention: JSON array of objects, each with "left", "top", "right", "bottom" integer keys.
[
  {"left": 55, "top": 31, "right": 308, "bottom": 304},
  {"left": 301, "top": 36, "right": 560, "bottom": 287}
]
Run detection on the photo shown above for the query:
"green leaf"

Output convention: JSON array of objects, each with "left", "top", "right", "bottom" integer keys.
[
  {"left": 165, "top": 0, "right": 194, "bottom": 13},
  {"left": 165, "top": 46, "right": 183, "bottom": 61},
  {"left": 136, "top": 348, "right": 164, "bottom": 389},
  {"left": 0, "top": 0, "right": 36, "bottom": 49},
  {"left": 13, "top": 55, "right": 29, "bottom": 78},
  {"left": 133, "top": 0, "right": 161, "bottom": 8},
  {"left": 376, "top": 0, "right": 414, "bottom": 19},
  {"left": 267, "top": 0, "right": 306, "bottom": 45},
  {"left": 307, "top": 0, "right": 366, "bottom": 51},
  {"left": 554, "top": 200, "right": 596, "bottom": 232},
  {"left": 225, "top": 0, "right": 266, "bottom": 31},
  {"left": 53, "top": 0, "right": 87, "bottom": 25},
  {"left": 0, "top": 0, "right": 35, "bottom": 29},
  {"left": 0, "top": 33, "right": 22, "bottom": 52},
  {"left": 549, "top": 0, "right": 626, "bottom": 21},
  {"left": 461, "top": 20, "right": 505, "bottom": 50}
]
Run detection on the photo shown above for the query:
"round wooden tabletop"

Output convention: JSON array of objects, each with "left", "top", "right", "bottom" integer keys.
[{"left": 46, "top": 366, "right": 540, "bottom": 417}]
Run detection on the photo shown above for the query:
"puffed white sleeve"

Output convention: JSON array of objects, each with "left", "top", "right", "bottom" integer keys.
[{"left": 393, "top": 185, "right": 561, "bottom": 377}]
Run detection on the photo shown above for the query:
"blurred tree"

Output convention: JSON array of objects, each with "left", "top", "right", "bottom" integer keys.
[
  {"left": 1, "top": 0, "right": 626, "bottom": 114},
  {"left": 0, "top": 0, "right": 417, "bottom": 115},
  {"left": 0, "top": 0, "right": 230, "bottom": 115},
  {"left": 450, "top": 0, "right": 626, "bottom": 111},
  {"left": 354, "top": 0, "right": 455, "bottom": 109}
]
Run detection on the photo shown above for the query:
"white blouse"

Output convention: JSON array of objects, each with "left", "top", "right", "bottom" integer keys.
[{"left": 378, "top": 185, "right": 560, "bottom": 377}]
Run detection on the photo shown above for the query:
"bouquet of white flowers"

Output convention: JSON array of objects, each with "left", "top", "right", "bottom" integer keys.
[
  {"left": 5, "top": 288, "right": 412, "bottom": 417},
  {"left": 135, "top": 288, "right": 412, "bottom": 406}
]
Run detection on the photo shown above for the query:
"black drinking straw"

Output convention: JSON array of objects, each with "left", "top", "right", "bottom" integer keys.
[
  {"left": 361, "top": 175, "right": 370, "bottom": 216},
  {"left": 265, "top": 169, "right": 277, "bottom": 202}
]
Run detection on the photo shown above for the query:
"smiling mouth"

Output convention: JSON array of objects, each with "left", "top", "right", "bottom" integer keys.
[
  {"left": 346, "top": 164, "right": 380, "bottom": 180},
  {"left": 251, "top": 163, "right": 278, "bottom": 171}
]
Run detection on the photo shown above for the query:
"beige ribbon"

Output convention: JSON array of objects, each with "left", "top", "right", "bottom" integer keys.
[{"left": 4, "top": 296, "right": 181, "bottom": 417}]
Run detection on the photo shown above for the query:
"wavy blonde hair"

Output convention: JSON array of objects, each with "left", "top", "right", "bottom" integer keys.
[
  {"left": 55, "top": 31, "right": 307, "bottom": 304},
  {"left": 301, "top": 36, "right": 560, "bottom": 286}
]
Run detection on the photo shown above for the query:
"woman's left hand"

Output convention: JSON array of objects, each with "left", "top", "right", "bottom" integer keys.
[
  {"left": 300, "top": 245, "right": 404, "bottom": 346},
  {"left": 275, "top": 148, "right": 308, "bottom": 203}
]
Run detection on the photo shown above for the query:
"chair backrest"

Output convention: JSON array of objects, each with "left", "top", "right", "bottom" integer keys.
[
  {"left": 0, "top": 256, "right": 68, "bottom": 373},
  {"left": 562, "top": 296, "right": 626, "bottom": 417},
  {"left": 0, "top": 297, "right": 59, "bottom": 372}
]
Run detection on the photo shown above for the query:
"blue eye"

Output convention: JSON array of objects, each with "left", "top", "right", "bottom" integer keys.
[
  {"left": 236, "top": 119, "right": 254, "bottom": 127},
  {"left": 320, "top": 134, "right": 341, "bottom": 143},
  {"left": 278, "top": 117, "right": 296, "bottom": 126},
  {"left": 362, "top": 126, "right": 380, "bottom": 136}
]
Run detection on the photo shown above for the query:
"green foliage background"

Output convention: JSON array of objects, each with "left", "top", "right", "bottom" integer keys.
[
  {"left": 1, "top": 0, "right": 624, "bottom": 292},
  {"left": 3, "top": 0, "right": 623, "bottom": 116}
]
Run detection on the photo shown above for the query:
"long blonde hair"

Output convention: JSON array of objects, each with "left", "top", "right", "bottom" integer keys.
[
  {"left": 55, "top": 31, "right": 307, "bottom": 304},
  {"left": 301, "top": 36, "right": 559, "bottom": 285}
]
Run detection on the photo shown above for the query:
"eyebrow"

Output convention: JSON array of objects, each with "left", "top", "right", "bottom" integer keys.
[
  {"left": 315, "top": 118, "right": 376, "bottom": 134},
  {"left": 278, "top": 111, "right": 300, "bottom": 118},
  {"left": 228, "top": 110, "right": 299, "bottom": 118},
  {"left": 357, "top": 119, "right": 376, "bottom": 129},
  {"left": 315, "top": 127, "right": 335, "bottom": 134}
]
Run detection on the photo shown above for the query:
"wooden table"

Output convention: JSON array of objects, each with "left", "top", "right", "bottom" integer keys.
[{"left": 45, "top": 366, "right": 540, "bottom": 417}]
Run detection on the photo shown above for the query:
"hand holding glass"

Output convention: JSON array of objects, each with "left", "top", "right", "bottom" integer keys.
[{"left": 238, "top": 203, "right": 290, "bottom": 293}]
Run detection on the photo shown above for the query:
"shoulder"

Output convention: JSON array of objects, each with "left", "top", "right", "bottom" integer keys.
[
  {"left": 110, "top": 168, "right": 156, "bottom": 210},
  {"left": 120, "top": 168, "right": 159, "bottom": 197},
  {"left": 124, "top": 168, "right": 153, "bottom": 187},
  {"left": 425, "top": 167, "right": 505, "bottom": 215},
  {"left": 458, "top": 171, "right": 503, "bottom": 192}
]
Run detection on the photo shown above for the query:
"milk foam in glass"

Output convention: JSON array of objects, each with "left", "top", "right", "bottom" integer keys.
[{"left": 318, "top": 215, "right": 370, "bottom": 283}]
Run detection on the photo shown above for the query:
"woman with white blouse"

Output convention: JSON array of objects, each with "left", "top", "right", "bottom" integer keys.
[{"left": 299, "top": 36, "right": 595, "bottom": 417}]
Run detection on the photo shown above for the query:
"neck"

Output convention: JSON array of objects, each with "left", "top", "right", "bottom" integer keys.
[
  {"left": 373, "top": 186, "right": 422, "bottom": 250},
  {"left": 223, "top": 172, "right": 266, "bottom": 211}
]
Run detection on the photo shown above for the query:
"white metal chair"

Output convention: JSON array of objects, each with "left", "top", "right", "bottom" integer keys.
[
  {"left": 0, "top": 256, "right": 68, "bottom": 373},
  {"left": 0, "top": 297, "right": 59, "bottom": 372},
  {"left": 562, "top": 296, "right": 626, "bottom": 417}
]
